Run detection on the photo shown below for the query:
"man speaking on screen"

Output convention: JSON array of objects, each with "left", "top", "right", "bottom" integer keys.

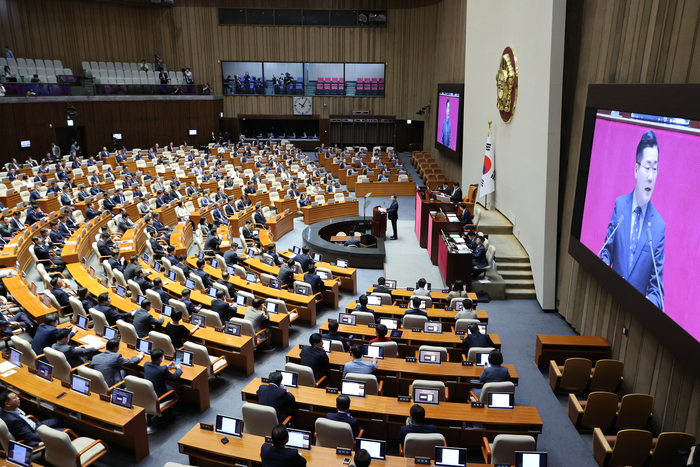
[
  {"left": 441, "top": 99, "right": 451, "bottom": 147},
  {"left": 600, "top": 129, "right": 665, "bottom": 310}
]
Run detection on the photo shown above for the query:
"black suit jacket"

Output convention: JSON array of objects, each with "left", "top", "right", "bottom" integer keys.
[
  {"left": 144, "top": 361, "right": 182, "bottom": 397},
  {"left": 460, "top": 332, "right": 494, "bottom": 353},
  {"left": 260, "top": 443, "right": 307, "bottom": 467},
  {"left": 0, "top": 410, "right": 42, "bottom": 446},
  {"left": 326, "top": 411, "right": 360, "bottom": 438},
  {"left": 299, "top": 345, "right": 329, "bottom": 381},
  {"left": 257, "top": 383, "right": 295, "bottom": 424},
  {"left": 210, "top": 299, "right": 236, "bottom": 324}
]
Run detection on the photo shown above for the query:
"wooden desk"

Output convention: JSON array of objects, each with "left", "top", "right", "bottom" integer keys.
[
  {"left": 266, "top": 211, "right": 295, "bottom": 241},
  {"left": 415, "top": 188, "right": 454, "bottom": 249},
  {"left": 242, "top": 379, "right": 542, "bottom": 446},
  {"left": 285, "top": 346, "right": 517, "bottom": 400},
  {"left": 3, "top": 273, "right": 56, "bottom": 322},
  {"left": 355, "top": 180, "right": 417, "bottom": 198},
  {"left": 438, "top": 234, "right": 473, "bottom": 290},
  {"left": 343, "top": 301, "right": 488, "bottom": 324},
  {"left": 0, "top": 366, "right": 149, "bottom": 462},
  {"left": 301, "top": 200, "right": 359, "bottom": 225},
  {"left": 280, "top": 250, "right": 357, "bottom": 294},
  {"left": 428, "top": 212, "right": 463, "bottom": 265},
  {"left": 170, "top": 221, "right": 194, "bottom": 257},
  {"left": 273, "top": 197, "right": 299, "bottom": 216},
  {"left": 36, "top": 196, "right": 61, "bottom": 214},
  {"left": 319, "top": 321, "right": 500, "bottom": 360},
  {"left": 535, "top": 335, "right": 611, "bottom": 370},
  {"left": 178, "top": 426, "right": 501, "bottom": 467},
  {"left": 385, "top": 288, "right": 478, "bottom": 306}
]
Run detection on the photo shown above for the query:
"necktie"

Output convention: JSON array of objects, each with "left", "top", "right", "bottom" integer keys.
[{"left": 630, "top": 206, "right": 642, "bottom": 270}]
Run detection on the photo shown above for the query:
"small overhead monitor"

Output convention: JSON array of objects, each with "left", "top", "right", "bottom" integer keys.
[
  {"left": 190, "top": 314, "right": 206, "bottom": 328},
  {"left": 8, "top": 348, "right": 22, "bottom": 368},
  {"left": 215, "top": 415, "right": 243, "bottom": 438},
  {"left": 142, "top": 254, "right": 149, "bottom": 264},
  {"left": 356, "top": 438, "right": 386, "bottom": 460},
  {"left": 467, "top": 324, "right": 488, "bottom": 335},
  {"left": 435, "top": 446, "right": 468, "bottom": 467},
  {"left": 71, "top": 374, "right": 91, "bottom": 396},
  {"left": 227, "top": 266, "right": 235, "bottom": 276},
  {"left": 136, "top": 338, "right": 152, "bottom": 355},
  {"left": 224, "top": 322, "right": 241, "bottom": 336},
  {"left": 19, "top": 140, "right": 31, "bottom": 149},
  {"left": 286, "top": 428, "right": 311, "bottom": 450},
  {"left": 475, "top": 352, "right": 490, "bottom": 367},
  {"left": 269, "top": 279, "right": 281, "bottom": 290},
  {"left": 36, "top": 361, "right": 53, "bottom": 382},
  {"left": 363, "top": 344, "right": 384, "bottom": 360},
  {"left": 515, "top": 452, "right": 548, "bottom": 467},
  {"left": 211, "top": 259, "right": 218, "bottom": 268},
  {"left": 116, "top": 285, "right": 126, "bottom": 298},
  {"left": 322, "top": 339, "right": 332, "bottom": 353},
  {"left": 75, "top": 314, "right": 89, "bottom": 331},
  {"left": 185, "top": 279, "right": 196, "bottom": 290},
  {"left": 488, "top": 392, "right": 515, "bottom": 409},
  {"left": 312, "top": 253, "right": 322, "bottom": 262},
  {"left": 419, "top": 350, "right": 442, "bottom": 364},
  {"left": 7, "top": 440, "right": 32, "bottom": 467},
  {"left": 111, "top": 387, "right": 133, "bottom": 409},
  {"left": 189, "top": 130, "right": 198, "bottom": 136},
  {"left": 245, "top": 272, "right": 258, "bottom": 283},
  {"left": 161, "top": 305, "right": 173, "bottom": 317},
  {"left": 247, "top": 249, "right": 255, "bottom": 258},
  {"left": 336, "top": 258, "right": 348, "bottom": 268},
  {"left": 113, "top": 133, "right": 123, "bottom": 139},
  {"left": 235, "top": 295, "right": 247, "bottom": 306},
  {"left": 338, "top": 313, "right": 356, "bottom": 326},
  {"left": 316, "top": 270, "right": 329, "bottom": 281},
  {"left": 424, "top": 322, "right": 442, "bottom": 334},
  {"left": 366, "top": 295, "right": 382, "bottom": 306},
  {"left": 279, "top": 371, "right": 299, "bottom": 388},
  {"left": 197, "top": 252, "right": 204, "bottom": 260},
  {"left": 175, "top": 349, "right": 194, "bottom": 367},
  {"left": 103, "top": 326, "right": 118, "bottom": 340},
  {"left": 384, "top": 279, "right": 396, "bottom": 289},
  {"left": 413, "top": 387, "right": 440, "bottom": 405},
  {"left": 292, "top": 246, "right": 301, "bottom": 254},
  {"left": 266, "top": 302, "right": 279, "bottom": 314},
  {"left": 154, "top": 262, "right": 161, "bottom": 272},
  {"left": 341, "top": 380, "right": 366, "bottom": 397},
  {"left": 295, "top": 284, "right": 310, "bottom": 296},
  {"left": 207, "top": 288, "right": 218, "bottom": 298}
]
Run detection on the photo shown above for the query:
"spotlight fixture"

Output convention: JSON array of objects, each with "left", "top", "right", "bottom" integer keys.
[{"left": 416, "top": 104, "right": 431, "bottom": 116}]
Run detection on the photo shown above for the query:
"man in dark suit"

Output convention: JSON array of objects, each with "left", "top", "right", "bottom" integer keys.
[
  {"left": 402, "top": 296, "right": 427, "bottom": 324},
  {"left": 398, "top": 404, "right": 438, "bottom": 447},
  {"left": 471, "top": 236, "right": 488, "bottom": 270},
  {"left": 107, "top": 250, "right": 125, "bottom": 274},
  {"left": 31, "top": 235, "right": 65, "bottom": 271},
  {"left": 217, "top": 272, "right": 237, "bottom": 299},
  {"left": 90, "top": 339, "right": 144, "bottom": 386},
  {"left": 95, "top": 292, "right": 135, "bottom": 326},
  {"left": 345, "top": 230, "right": 360, "bottom": 247},
  {"left": 326, "top": 394, "right": 361, "bottom": 438},
  {"left": 460, "top": 323, "right": 495, "bottom": 355},
  {"left": 180, "top": 289, "right": 199, "bottom": 317},
  {"left": 193, "top": 259, "right": 213, "bottom": 288},
  {"left": 144, "top": 348, "right": 182, "bottom": 398},
  {"left": 303, "top": 265, "right": 324, "bottom": 296},
  {"left": 10, "top": 211, "right": 25, "bottom": 232},
  {"left": 48, "top": 221, "right": 66, "bottom": 246},
  {"left": 257, "top": 371, "right": 296, "bottom": 424},
  {"left": 373, "top": 277, "right": 393, "bottom": 296},
  {"left": 223, "top": 243, "right": 240, "bottom": 268},
  {"left": 321, "top": 320, "right": 350, "bottom": 351},
  {"left": 150, "top": 236, "right": 165, "bottom": 259},
  {"left": 293, "top": 246, "right": 314, "bottom": 272},
  {"left": 32, "top": 313, "right": 77, "bottom": 355},
  {"left": 51, "top": 328, "right": 104, "bottom": 367},
  {"left": 600, "top": 129, "right": 665, "bottom": 310},
  {"left": 117, "top": 212, "right": 134, "bottom": 234},
  {"left": 0, "top": 391, "right": 62, "bottom": 447},
  {"left": 123, "top": 256, "right": 139, "bottom": 283},
  {"left": 460, "top": 202, "right": 473, "bottom": 228},
  {"left": 253, "top": 205, "right": 267, "bottom": 226},
  {"left": 204, "top": 232, "right": 221, "bottom": 255},
  {"left": 224, "top": 198, "right": 237, "bottom": 217},
  {"left": 260, "top": 424, "right": 307, "bottom": 467},
  {"left": 133, "top": 268, "right": 153, "bottom": 294},
  {"left": 212, "top": 204, "right": 229, "bottom": 226},
  {"left": 300, "top": 333, "right": 329, "bottom": 382},
  {"left": 242, "top": 219, "right": 260, "bottom": 247},
  {"left": 96, "top": 232, "right": 115, "bottom": 257},
  {"left": 210, "top": 289, "right": 237, "bottom": 324},
  {"left": 49, "top": 276, "right": 71, "bottom": 310},
  {"left": 353, "top": 294, "right": 374, "bottom": 317},
  {"left": 385, "top": 195, "right": 399, "bottom": 240},
  {"left": 133, "top": 300, "right": 163, "bottom": 338},
  {"left": 151, "top": 278, "right": 171, "bottom": 305},
  {"left": 266, "top": 243, "right": 284, "bottom": 266},
  {"left": 60, "top": 186, "right": 74, "bottom": 208},
  {"left": 450, "top": 182, "right": 463, "bottom": 203}
]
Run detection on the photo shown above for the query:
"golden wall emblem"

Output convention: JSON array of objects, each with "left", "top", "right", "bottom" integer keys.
[{"left": 495, "top": 46, "right": 518, "bottom": 122}]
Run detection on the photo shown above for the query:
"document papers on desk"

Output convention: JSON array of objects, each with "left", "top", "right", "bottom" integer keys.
[
  {"left": 0, "top": 361, "right": 17, "bottom": 374},
  {"left": 79, "top": 335, "right": 105, "bottom": 347}
]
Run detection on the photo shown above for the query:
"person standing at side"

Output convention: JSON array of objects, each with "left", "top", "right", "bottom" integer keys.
[{"left": 384, "top": 194, "right": 399, "bottom": 240}]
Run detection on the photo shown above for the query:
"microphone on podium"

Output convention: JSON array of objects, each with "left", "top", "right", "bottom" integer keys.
[
  {"left": 598, "top": 214, "right": 624, "bottom": 257},
  {"left": 646, "top": 227, "right": 664, "bottom": 311}
]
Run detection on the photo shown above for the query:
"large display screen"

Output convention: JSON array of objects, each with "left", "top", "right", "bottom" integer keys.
[
  {"left": 435, "top": 83, "right": 464, "bottom": 162},
  {"left": 576, "top": 108, "right": 700, "bottom": 343}
]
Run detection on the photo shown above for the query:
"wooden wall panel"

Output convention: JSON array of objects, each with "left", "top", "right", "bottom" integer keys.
[{"left": 558, "top": 0, "right": 700, "bottom": 439}]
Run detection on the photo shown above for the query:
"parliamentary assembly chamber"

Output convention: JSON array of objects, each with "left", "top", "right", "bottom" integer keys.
[{"left": 0, "top": 1, "right": 698, "bottom": 467}]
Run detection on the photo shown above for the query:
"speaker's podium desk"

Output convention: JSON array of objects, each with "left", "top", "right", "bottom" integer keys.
[
  {"left": 371, "top": 205, "right": 387, "bottom": 239},
  {"left": 415, "top": 188, "right": 455, "bottom": 248},
  {"left": 438, "top": 231, "right": 473, "bottom": 290}
]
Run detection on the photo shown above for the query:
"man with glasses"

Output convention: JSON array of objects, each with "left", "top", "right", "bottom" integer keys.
[{"left": 600, "top": 129, "right": 665, "bottom": 310}]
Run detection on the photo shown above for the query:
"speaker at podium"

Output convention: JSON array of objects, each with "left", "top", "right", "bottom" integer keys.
[{"left": 371, "top": 205, "right": 387, "bottom": 239}]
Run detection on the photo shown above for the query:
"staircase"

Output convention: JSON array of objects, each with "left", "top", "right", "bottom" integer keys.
[{"left": 498, "top": 257, "right": 536, "bottom": 299}]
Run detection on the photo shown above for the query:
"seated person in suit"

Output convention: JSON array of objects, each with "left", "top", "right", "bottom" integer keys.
[
  {"left": 293, "top": 246, "right": 314, "bottom": 272},
  {"left": 253, "top": 205, "right": 267, "bottom": 227},
  {"left": 51, "top": 328, "right": 104, "bottom": 367},
  {"left": 326, "top": 394, "right": 361, "bottom": 438},
  {"left": 413, "top": 278, "right": 431, "bottom": 297},
  {"left": 450, "top": 182, "right": 463, "bottom": 203},
  {"left": 260, "top": 424, "right": 307, "bottom": 467},
  {"left": 216, "top": 271, "right": 237, "bottom": 299},
  {"left": 242, "top": 219, "right": 260, "bottom": 248},
  {"left": 342, "top": 344, "right": 377, "bottom": 378},
  {"left": 165, "top": 309, "right": 199, "bottom": 349},
  {"left": 398, "top": 404, "right": 438, "bottom": 448},
  {"left": 133, "top": 300, "right": 163, "bottom": 338},
  {"left": 95, "top": 292, "right": 135, "bottom": 327},
  {"left": 90, "top": 339, "right": 144, "bottom": 386},
  {"left": 49, "top": 276, "right": 71, "bottom": 309},
  {"left": 345, "top": 231, "right": 360, "bottom": 247},
  {"left": 299, "top": 333, "right": 329, "bottom": 382},
  {"left": 278, "top": 258, "right": 296, "bottom": 289},
  {"left": 245, "top": 298, "right": 273, "bottom": 352},
  {"left": 460, "top": 323, "right": 494, "bottom": 355},
  {"left": 445, "top": 280, "right": 468, "bottom": 302},
  {"left": 0, "top": 390, "right": 62, "bottom": 447},
  {"left": 193, "top": 259, "right": 213, "bottom": 288},
  {"left": 321, "top": 320, "right": 350, "bottom": 351},
  {"left": 257, "top": 371, "right": 296, "bottom": 424},
  {"left": 471, "top": 236, "right": 488, "bottom": 272},
  {"left": 210, "top": 289, "right": 237, "bottom": 323},
  {"left": 472, "top": 349, "right": 509, "bottom": 398},
  {"left": 372, "top": 277, "right": 393, "bottom": 296},
  {"left": 369, "top": 324, "right": 391, "bottom": 344},
  {"left": 454, "top": 299, "right": 477, "bottom": 321},
  {"left": 144, "top": 347, "right": 182, "bottom": 399},
  {"left": 353, "top": 294, "right": 374, "bottom": 317},
  {"left": 31, "top": 235, "right": 65, "bottom": 272},
  {"left": 31, "top": 313, "right": 77, "bottom": 355},
  {"left": 402, "top": 296, "right": 428, "bottom": 324},
  {"left": 223, "top": 243, "right": 240, "bottom": 268},
  {"left": 303, "top": 265, "right": 323, "bottom": 296}
]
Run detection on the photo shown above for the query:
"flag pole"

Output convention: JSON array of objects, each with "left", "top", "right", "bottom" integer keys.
[{"left": 486, "top": 120, "right": 492, "bottom": 210}]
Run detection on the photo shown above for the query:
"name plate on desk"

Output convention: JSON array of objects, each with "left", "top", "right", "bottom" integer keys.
[
  {"left": 99, "top": 394, "right": 110, "bottom": 402},
  {"left": 406, "top": 287, "right": 415, "bottom": 291},
  {"left": 261, "top": 377, "right": 270, "bottom": 383},
  {"left": 398, "top": 395, "right": 411, "bottom": 402},
  {"left": 126, "top": 343, "right": 136, "bottom": 350},
  {"left": 445, "top": 307, "right": 453, "bottom": 311},
  {"left": 462, "top": 361, "right": 473, "bottom": 366},
  {"left": 455, "top": 330, "right": 465, "bottom": 335},
  {"left": 441, "top": 289, "right": 449, "bottom": 293},
  {"left": 415, "top": 457, "right": 431, "bottom": 465},
  {"left": 471, "top": 401, "right": 485, "bottom": 408},
  {"left": 60, "top": 381, "right": 71, "bottom": 388},
  {"left": 326, "top": 387, "right": 339, "bottom": 394},
  {"left": 412, "top": 328, "right": 422, "bottom": 333},
  {"left": 405, "top": 357, "right": 417, "bottom": 363},
  {"left": 265, "top": 436, "right": 273, "bottom": 443},
  {"left": 164, "top": 355, "right": 174, "bottom": 361},
  {"left": 368, "top": 323, "right": 376, "bottom": 328},
  {"left": 200, "top": 423, "right": 214, "bottom": 431},
  {"left": 337, "top": 447, "right": 352, "bottom": 456},
  {"left": 399, "top": 304, "right": 407, "bottom": 308},
  {"left": 214, "top": 327, "right": 223, "bottom": 333}
]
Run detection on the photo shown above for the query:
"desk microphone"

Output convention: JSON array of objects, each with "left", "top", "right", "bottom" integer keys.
[
  {"left": 598, "top": 214, "right": 624, "bottom": 257},
  {"left": 646, "top": 227, "right": 664, "bottom": 311}
]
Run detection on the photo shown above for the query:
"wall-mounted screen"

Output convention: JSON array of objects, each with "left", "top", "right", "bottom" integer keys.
[
  {"left": 19, "top": 140, "right": 31, "bottom": 148},
  {"left": 570, "top": 84, "right": 700, "bottom": 377},
  {"left": 435, "top": 83, "right": 464, "bottom": 161}
]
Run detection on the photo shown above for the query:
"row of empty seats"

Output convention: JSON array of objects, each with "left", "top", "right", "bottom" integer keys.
[
  {"left": 315, "top": 77, "right": 345, "bottom": 95},
  {"left": 91, "top": 70, "right": 188, "bottom": 86},
  {"left": 81, "top": 61, "right": 167, "bottom": 74},
  {"left": 356, "top": 77, "right": 385, "bottom": 95},
  {"left": 412, "top": 151, "right": 447, "bottom": 185}
]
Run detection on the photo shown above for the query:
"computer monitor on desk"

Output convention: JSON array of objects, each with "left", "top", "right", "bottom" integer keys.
[
  {"left": 378, "top": 318, "right": 398, "bottom": 330},
  {"left": 366, "top": 295, "right": 382, "bottom": 306},
  {"left": 515, "top": 452, "right": 548, "bottom": 467},
  {"left": 215, "top": 415, "right": 243, "bottom": 438},
  {"left": 356, "top": 438, "right": 386, "bottom": 460},
  {"left": 7, "top": 441, "right": 32, "bottom": 467},
  {"left": 286, "top": 429, "right": 311, "bottom": 450},
  {"left": 413, "top": 387, "right": 440, "bottom": 405},
  {"left": 435, "top": 447, "right": 467, "bottom": 467}
]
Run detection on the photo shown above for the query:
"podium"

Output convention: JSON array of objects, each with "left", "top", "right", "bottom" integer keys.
[{"left": 371, "top": 206, "right": 387, "bottom": 239}]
